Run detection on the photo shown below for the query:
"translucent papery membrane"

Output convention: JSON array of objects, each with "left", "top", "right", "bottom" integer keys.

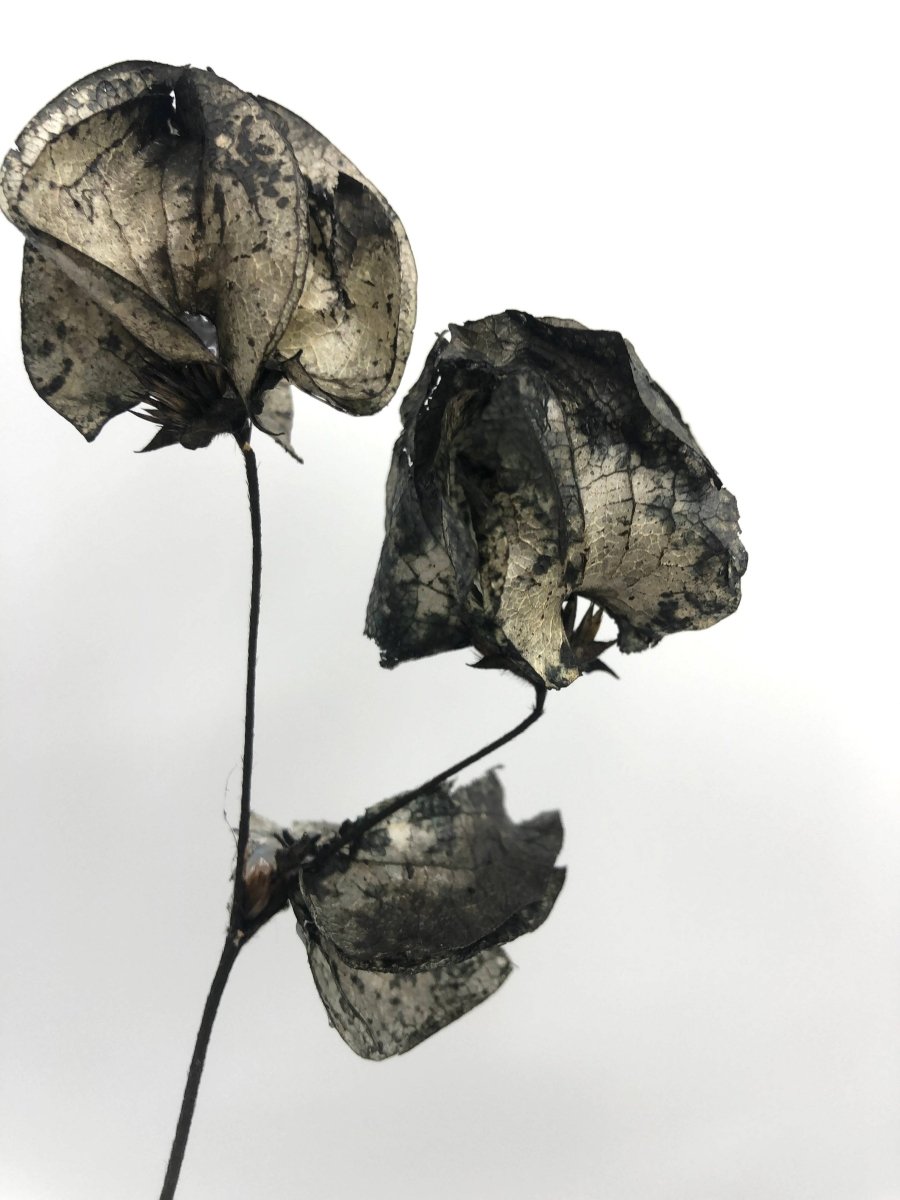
[
  {"left": 251, "top": 771, "right": 564, "bottom": 1059},
  {"left": 367, "top": 311, "right": 747, "bottom": 686},
  {"left": 4, "top": 60, "right": 416, "bottom": 445}
]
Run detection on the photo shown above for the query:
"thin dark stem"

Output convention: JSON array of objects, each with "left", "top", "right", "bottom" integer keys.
[
  {"left": 158, "top": 939, "right": 240, "bottom": 1200},
  {"left": 159, "top": 439, "right": 263, "bottom": 1200},
  {"left": 306, "top": 683, "right": 547, "bottom": 872},
  {"left": 230, "top": 443, "right": 262, "bottom": 937}
]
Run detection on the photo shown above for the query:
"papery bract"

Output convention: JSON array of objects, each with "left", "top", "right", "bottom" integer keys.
[
  {"left": 1, "top": 61, "right": 416, "bottom": 453},
  {"left": 367, "top": 311, "right": 746, "bottom": 687},
  {"left": 248, "top": 771, "right": 564, "bottom": 1060}
]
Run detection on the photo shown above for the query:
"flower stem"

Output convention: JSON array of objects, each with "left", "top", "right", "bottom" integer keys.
[
  {"left": 306, "top": 683, "right": 547, "bottom": 871},
  {"left": 230, "top": 442, "right": 262, "bottom": 938},
  {"left": 158, "top": 939, "right": 240, "bottom": 1200},
  {"left": 159, "top": 440, "right": 262, "bottom": 1200}
]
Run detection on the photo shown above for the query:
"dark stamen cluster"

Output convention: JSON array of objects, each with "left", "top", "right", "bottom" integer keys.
[{"left": 134, "top": 361, "right": 247, "bottom": 452}]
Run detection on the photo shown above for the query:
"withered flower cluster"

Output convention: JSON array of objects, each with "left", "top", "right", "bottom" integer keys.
[
  {"left": 3, "top": 64, "right": 747, "bottom": 1074},
  {"left": 248, "top": 772, "right": 563, "bottom": 1059},
  {"left": 367, "top": 312, "right": 747, "bottom": 688},
  {"left": 1, "top": 61, "right": 415, "bottom": 454}
]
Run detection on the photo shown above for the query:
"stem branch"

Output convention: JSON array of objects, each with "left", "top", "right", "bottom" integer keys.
[{"left": 307, "top": 683, "right": 547, "bottom": 871}]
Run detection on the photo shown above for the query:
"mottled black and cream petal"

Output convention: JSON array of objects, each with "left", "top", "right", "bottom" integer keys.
[
  {"left": 175, "top": 71, "right": 309, "bottom": 404},
  {"left": 299, "top": 772, "right": 564, "bottom": 971},
  {"left": 0, "top": 61, "right": 177, "bottom": 231},
  {"left": 258, "top": 98, "right": 416, "bottom": 415},
  {"left": 303, "top": 938, "right": 511, "bottom": 1061},
  {"left": 21, "top": 241, "right": 161, "bottom": 438},
  {"left": 7, "top": 93, "right": 180, "bottom": 311},
  {"left": 29, "top": 232, "right": 211, "bottom": 366},
  {"left": 445, "top": 371, "right": 585, "bottom": 686},
  {"left": 161, "top": 141, "right": 204, "bottom": 315},
  {"left": 556, "top": 329, "right": 747, "bottom": 652}
]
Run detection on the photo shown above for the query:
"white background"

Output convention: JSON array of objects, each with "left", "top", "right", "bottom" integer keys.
[{"left": 1, "top": 4, "right": 898, "bottom": 1199}]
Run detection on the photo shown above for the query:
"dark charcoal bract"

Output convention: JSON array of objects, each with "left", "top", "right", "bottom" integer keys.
[
  {"left": 367, "top": 311, "right": 746, "bottom": 687},
  {"left": 248, "top": 771, "right": 564, "bottom": 1060}
]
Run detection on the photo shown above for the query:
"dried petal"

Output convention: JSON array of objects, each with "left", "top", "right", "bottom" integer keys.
[
  {"left": 31, "top": 231, "right": 211, "bottom": 366},
  {"left": 2, "top": 62, "right": 416, "bottom": 449},
  {"left": 161, "top": 141, "right": 204, "bottom": 314},
  {"left": 304, "top": 938, "right": 510, "bottom": 1061},
  {"left": 259, "top": 98, "right": 417, "bottom": 415},
  {"left": 250, "top": 770, "right": 563, "bottom": 1059},
  {"left": 368, "top": 311, "right": 746, "bottom": 686},
  {"left": 299, "top": 771, "right": 564, "bottom": 971},
  {"left": 21, "top": 241, "right": 161, "bottom": 437},
  {"left": 364, "top": 339, "right": 470, "bottom": 662},
  {"left": 253, "top": 377, "right": 301, "bottom": 460},
  {"left": 174, "top": 71, "right": 309, "bottom": 403},
  {"left": 1, "top": 61, "right": 177, "bottom": 231}
]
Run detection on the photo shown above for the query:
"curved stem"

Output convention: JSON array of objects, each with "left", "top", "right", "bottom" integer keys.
[
  {"left": 159, "top": 440, "right": 262, "bottom": 1200},
  {"left": 307, "top": 683, "right": 547, "bottom": 872}
]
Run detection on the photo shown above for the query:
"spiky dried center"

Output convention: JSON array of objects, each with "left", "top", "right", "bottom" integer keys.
[{"left": 134, "top": 361, "right": 246, "bottom": 451}]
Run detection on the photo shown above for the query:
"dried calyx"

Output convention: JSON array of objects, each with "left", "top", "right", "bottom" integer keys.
[{"left": 2, "top": 62, "right": 416, "bottom": 454}]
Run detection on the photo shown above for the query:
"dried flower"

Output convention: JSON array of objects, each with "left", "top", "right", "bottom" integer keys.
[
  {"left": 367, "top": 311, "right": 747, "bottom": 687},
  {"left": 249, "top": 771, "right": 564, "bottom": 1059},
  {"left": 2, "top": 61, "right": 416, "bottom": 453}
]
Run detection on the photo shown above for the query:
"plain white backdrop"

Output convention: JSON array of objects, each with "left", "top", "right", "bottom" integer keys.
[{"left": 1, "top": 4, "right": 898, "bottom": 1198}]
